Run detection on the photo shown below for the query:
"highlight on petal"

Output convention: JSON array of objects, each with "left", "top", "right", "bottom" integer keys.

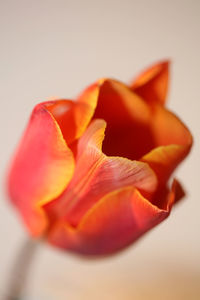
[
  {"left": 7, "top": 104, "right": 75, "bottom": 236},
  {"left": 44, "top": 119, "right": 157, "bottom": 228},
  {"left": 48, "top": 186, "right": 170, "bottom": 256},
  {"left": 130, "top": 61, "right": 169, "bottom": 105}
]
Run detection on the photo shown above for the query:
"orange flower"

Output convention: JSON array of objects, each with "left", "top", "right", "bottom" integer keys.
[{"left": 7, "top": 61, "right": 192, "bottom": 256}]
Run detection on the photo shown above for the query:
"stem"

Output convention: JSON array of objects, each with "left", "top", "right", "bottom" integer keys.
[{"left": 4, "top": 237, "right": 39, "bottom": 300}]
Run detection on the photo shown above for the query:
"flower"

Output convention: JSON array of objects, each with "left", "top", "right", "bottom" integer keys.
[{"left": 7, "top": 61, "right": 192, "bottom": 256}]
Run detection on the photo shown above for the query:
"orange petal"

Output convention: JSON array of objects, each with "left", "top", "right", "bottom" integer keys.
[
  {"left": 94, "top": 79, "right": 151, "bottom": 125},
  {"left": 44, "top": 96, "right": 97, "bottom": 145},
  {"left": 141, "top": 106, "right": 193, "bottom": 184},
  {"left": 141, "top": 145, "right": 190, "bottom": 185},
  {"left": 76, "top": 77, "right": 188, "bottom": 163},
  {"left": 7, "top": 104, "right": 75, "bottom": 236},
  {"left": 90, "top": 77, "right": 192, "bottom": 164},
  {"left": 44, "top": 119, "right": 157, "bottom": 227},
  {"left": 152, "top": 178, "right": 185, "bottom": 211},
  {"left": 151, "top": 104, "right": 192, "bottom": 146},
  {"left": 130, "top": 61, "right": 169, "bottom": 105},
  {"left": 48, "top": 186, "right": 170, "bottom": 256},
  {"left": 77, "top": 82, "right": 99, "bottom": 114},
  {"left": 91, "top": 79, "right": 153, "bottom": 160}
]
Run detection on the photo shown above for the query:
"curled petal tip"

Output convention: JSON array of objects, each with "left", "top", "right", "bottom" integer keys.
[{"left": 130, "top": 60, "right": 170, "bottom": 105}]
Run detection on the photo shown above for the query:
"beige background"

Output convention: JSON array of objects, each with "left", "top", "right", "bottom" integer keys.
[{"left": 0, "top": 0, "right": 199, "bottom": 299}]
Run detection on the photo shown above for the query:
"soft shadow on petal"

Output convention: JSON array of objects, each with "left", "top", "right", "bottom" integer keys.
[
  {"left": 7, "top": 104, "right": 75, "bottom": 236},
  {"left": 130, "top": 60, "right": 169, "bottom": 105}
]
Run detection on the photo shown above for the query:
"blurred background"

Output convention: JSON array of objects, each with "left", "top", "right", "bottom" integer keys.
[{"left": 0, "top": 0, "right": 199, "bottom": 299}]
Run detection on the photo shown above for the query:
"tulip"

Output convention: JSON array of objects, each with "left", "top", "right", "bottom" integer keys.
[{"left": 7, "top": 61, "right": 192, "bottom": 256}]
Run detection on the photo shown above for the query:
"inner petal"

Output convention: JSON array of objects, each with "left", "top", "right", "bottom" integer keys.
[
  {"left": 102, "top": 123, "right": 155, "bottom": 160},
  {"left": 92, "top": 79, "right": 191, "bottom": 161},
  {"left": 93, "top": 79, "right": 154, "bottom": 160}
]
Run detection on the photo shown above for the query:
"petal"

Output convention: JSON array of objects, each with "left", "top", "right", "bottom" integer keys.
[
  {"left": 130, "top": 61, "right": 169, "bottom": 105},
  {"left": 141, "top": 106, "right": 193, "bottom": 184},
  {"left": 152, "top": 178, "right": 185, "bottom": 210},
  {"left": 77, "top": 82, "right": 99, "bottom": 113},
  {"left": 94, "top": 79, "right": 151, "bottom": 125},
  {"left": 90, "top": 77, "right": 192, "bottom": 164},
  {"left": 44, "top": 119, "right": 157, "bottom": 227},
  {"left": 48, "top": 186, "right": 169, "bottom": 256},
  {"left": 7, "top": 104, "right": 75, "bottom": 236},
  {"left": 92, "top": 79, "right": 153, "bottom": 160},
  {"left": 44, "top": 96, "right": 97, "bottom": 145},
  {"left": 151, "top": 105, "right": 192, "bottom": 146},
  {"left": 141, "top": 145, "right": 190, "bottom": 185}
]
